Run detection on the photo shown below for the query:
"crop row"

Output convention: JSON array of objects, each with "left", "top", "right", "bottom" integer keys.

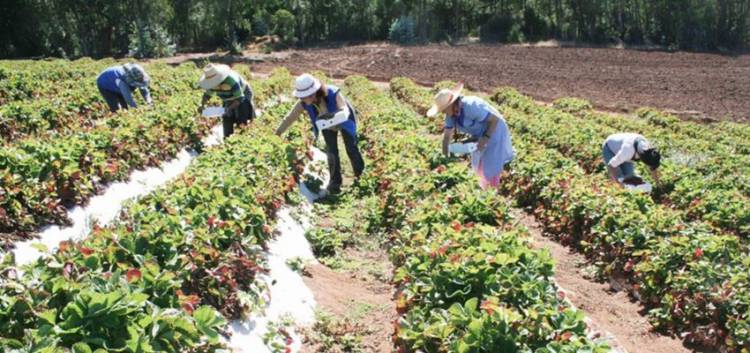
[
  {"left": 302, "top": 75, "right": 610, "bottom": 352},
  {"left": 389, "top": 77, "right": 750, "bottom": 352},
  {"left": 0, "top": 67, "right": 293, "bottom": 249},
  {"left": 0, "top": 68, "right": 309, "bottom": 352}
]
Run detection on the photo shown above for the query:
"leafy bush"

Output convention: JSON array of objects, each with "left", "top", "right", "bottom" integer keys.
[
  {"left": 272, "top": 9, "right": 296, "bottom": 45},
  {"left": 129, "top": 23, "right": 176, "bottom": 58},
  {"left": 480, "top": 14, "right": 513, "bottom": 42},
  {"left": 388, "top": 16, "right": 416, "bottom": 44}
]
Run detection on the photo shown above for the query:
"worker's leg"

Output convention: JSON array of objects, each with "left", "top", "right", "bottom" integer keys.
[
  {"left": 98, "top": 86, "right": 121, "bottom": 112},
  {"left": 322, "top": 129, "right": 342, "bottom": 193},
  {"left": 341, "top": 129, "right": 365, "bottom": 179}
]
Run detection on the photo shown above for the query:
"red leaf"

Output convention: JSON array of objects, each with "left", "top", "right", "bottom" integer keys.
[
  {"left": 480, "top": 300, "right": 495, "bottom": 315},
  {"left": 79, "top": 246, "right": 94, "bottom": 256},
  {"left": 694, "top": 247, "right": 704, "bottom": 259},
  {"left": 207, "top": 216, "right": 217, "bottom": 227},
  {"left": 451, "top": 221, "right": 462, "bottom": 232},
  {"left": 126, "top": 268, "right": 142, "bottom": 282},
  {"left": 624, "top": 259, "right": 634, "bottom": 272},
  {"left": 58, "top": 240, "right": 72, "bottom": 253},
  {"left": 179, "top": 293, "right": 201, "bottom": 314}
]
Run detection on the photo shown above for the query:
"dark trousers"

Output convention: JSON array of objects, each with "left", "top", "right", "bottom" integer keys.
[
  {"left": 222, "top": 93, "right": 255, "bottom": 137},
  {"left": 322, "top": 128, "right": 365, "bottom": 190},
  {"left": 99, "top": 86, "right": 127, "bottom": 112}
]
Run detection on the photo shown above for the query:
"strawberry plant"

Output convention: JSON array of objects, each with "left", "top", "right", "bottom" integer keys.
[{"left": 392, "top": 76, "right": 750, "bottom": 352}]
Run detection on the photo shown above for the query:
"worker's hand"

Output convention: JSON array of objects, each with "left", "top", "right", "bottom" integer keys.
[{"left": 478, "top": 137, "right": 490, "bottom": 151}]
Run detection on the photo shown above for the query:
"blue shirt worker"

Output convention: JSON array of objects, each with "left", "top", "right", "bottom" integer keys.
[
  {"left": 275, "top": 74, "right": 365, "bottom": 195},
  {"left": 429, "top": 83, "right": 515, "bottom": 189},
  {"left": 96, "top": 63, "right": 152, "bottom": 112}
]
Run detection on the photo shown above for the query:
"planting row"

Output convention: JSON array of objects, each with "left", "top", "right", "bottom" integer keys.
[
  {"left": 0, "top": 68, "right": 311, "bottom": 352},
  {"left": 390, "top": 77, "right": 750, "bottom": 352},
  {"left": 0, "top": 66, "right": 293, "bottom": 248},
  {"left": 486, "top": 86, "right": 750, "bottom": 237},
  {"left": 1, "top": 62, "right": 210, "bottom": 143},
  {"left": 302, "top": 74, "right": 611, "bottom": 352}
]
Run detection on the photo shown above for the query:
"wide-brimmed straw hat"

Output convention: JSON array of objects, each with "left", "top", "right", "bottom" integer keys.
[
  {"left": 198, "top": 63, "right": 232, "bottom": 90},
  {"left": 293, "top": 73, "right": 322, "bottom": 98},
  {"left": 427, "top": 82, "right": 464, "bottom": 117}
]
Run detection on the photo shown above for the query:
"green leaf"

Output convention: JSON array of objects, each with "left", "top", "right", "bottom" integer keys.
[
  {"left": 38, "top": 309, "right": 57, "bottom": 325},
  {"left": 30, "top": 243, "right": 49, "bottom": 253},
  {"left": 464, "top": 297, "right": 479, "bottom": 314},
  {"left": 457, "top": 340, "right": 471, "bottom": 353},
  {"left": 126, "top": 324, "right": 155, "bottom": 353},
  {"left": 193, "top": 306, "right": 226, "bottom": 343},
  {"left": 72, "top": 342, "right": 93, "bottom": 353},
  {"left": 467, "top": 318, "right": 483, "bottom": 337}
]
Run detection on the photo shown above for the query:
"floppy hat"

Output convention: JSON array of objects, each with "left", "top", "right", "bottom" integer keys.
[
  {"left": 427, "top": 82, "right": 464, "bottom": 117},
  {"left": 293, "top": 73, "right": 322, "bottom": 98},
  {"left": 123, "top": 63, "right": 149, "bottom": 88},
  {"left": 198, "top": 63, "right": 232, "bottom": 90}
]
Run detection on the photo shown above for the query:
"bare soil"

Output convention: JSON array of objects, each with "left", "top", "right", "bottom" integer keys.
[
  {"left": 512, "top": 209, "right": 708, "bottom": 353},
  {"left": 300, "top": 254, "right": 395, "bottom": 353},
  {"left": 249, "top": 42, "right": 750, "bottom": 122}
]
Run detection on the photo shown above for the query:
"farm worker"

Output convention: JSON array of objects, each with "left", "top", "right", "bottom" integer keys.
[
  {"left": 197, "top": 63, "right": 256, "bottom": 138},
  {"left": 96, "top": 63, "right": 152, "bottom": 112},
  {"left": 429, "top": 83, "right": 515, "bottom": 189},
  {"left": 275, "top": 73, "right": 365, "bottom": 195},
  {"left": 602, "top": 133, "right": 661, "bottom": 185}
]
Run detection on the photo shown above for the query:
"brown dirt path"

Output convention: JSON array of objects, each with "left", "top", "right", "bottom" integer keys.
[
  {"left": 300, "top": 253, "right": 395, "bottom": 353},
  {"left": 512, "top": 209, "right": 706, "bottom": 353}
]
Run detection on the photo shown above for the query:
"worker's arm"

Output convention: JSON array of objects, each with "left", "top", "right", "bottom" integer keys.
[
  {"left": 607, "top": 143, "right": 635, "bottom": 185},
  {"left": 226, "top": 99, "right": 241, "bottom": 111},
  {"left": 334, "top": 93, "right": 351, "bottom": 117},
  {"left": 198, "top": 93, "right": 211, "bottom": 114},
  {"left": 276, "top": 101, "right": 304, "bottom": 136},
  {"left": 650, "top": 168, "right": 660, "bottom": 184},
  {"left": 224, "top": 78, "right": 244, "bottom": 111},
  {"left": 312, "top": 93, "right": 351, "bottom": 131},
  {"left": 607, "top": 165, "right": 621, "bottom": 184},
  {"left": 117, "top": 80, "right": 138, "bottom": 108},
  {"left": 442, "top": 127, "right": 455, "bottom": 156},
  {"left": 478, "top": 113, "right": 499, "bottom": 151},
  {"left": 139, "top": 87, "right": 152, "bottom": 105}
]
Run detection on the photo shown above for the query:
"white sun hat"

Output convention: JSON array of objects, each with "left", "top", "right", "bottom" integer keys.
[
  {"left": 427, "top": 82, "right": 464, "bottom": 117},
  {"left": 293, "top": 73, "right": 322, "bottom": 98},
  {"left": 198, "top": 63, "right": 232, "bottom": 90}
]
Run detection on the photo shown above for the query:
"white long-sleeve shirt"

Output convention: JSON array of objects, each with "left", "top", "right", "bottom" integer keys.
[{"left": 604, "top": 133, "right": 648, "bottom": 168}]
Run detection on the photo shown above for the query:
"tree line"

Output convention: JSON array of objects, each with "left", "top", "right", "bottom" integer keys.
[{"left": 1, "top": 0, "right": 748, "bottom": 59}]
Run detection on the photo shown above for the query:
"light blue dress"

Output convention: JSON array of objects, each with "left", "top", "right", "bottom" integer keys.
[{"left": 444, "top": 96, "right": 515, "bottom": 180}]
